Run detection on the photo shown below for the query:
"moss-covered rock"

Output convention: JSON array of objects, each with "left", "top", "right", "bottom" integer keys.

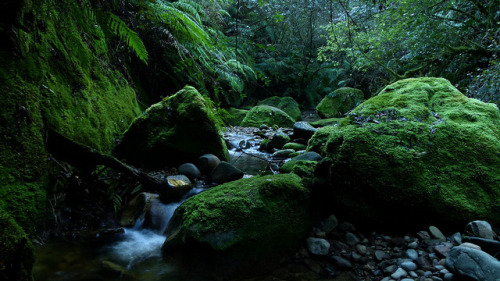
[
  {"left": 241, "top": 105, "right": 295, "bottom": 128},
  {"left": 309, "top": 118, "right": 344, "bottom": 128},
  {"left": 258, "top": 96, "right": 302, "bottom": 121},
  {"left": 0, "top": 209, "right": 34, "bottom": 281},
  {"left": 162, "top": 174, "right": 312, "bottom": 279},
  {"left": 316, "top": 87, "right": 364, "bottom": 118},
  {"left": 283, "top": 142, "right": 307, "bottom": 151},
  {"left": 280, "top": 152, "right": 322, "bottom": 173},
  {"left": 310, "top": 78, "right": 500, "bottom": 228},
  {"left": 224, "top": 107, "right": 248, "bottom": 126},
  {"left": 115, "top": 86, "right": 229, "bottom": 169}
]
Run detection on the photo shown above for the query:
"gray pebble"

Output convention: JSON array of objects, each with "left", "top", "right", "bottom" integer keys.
[
  {"left": 406, "top": 249, "right": 418, "bottom": 260},
  {"left": 391, "top": 268, "right": 408, "bottom": 279},
  {"left": 345, "top": 232, "right": 360, "bottom": 246},
  {"left": 384, "top": 265, "right": 398, "bottom": 274},
  {"left": 443, "top": 273, "right": 453, "bottom": 281},
  {"left": 408, "top": 241, "right": 418, "bottom": 249},
  {"left": 306, "top": 237, "right": 330, "bottom": 256},
  {"left": 400, "top": 261, "right": 417, "bottom": 271}
]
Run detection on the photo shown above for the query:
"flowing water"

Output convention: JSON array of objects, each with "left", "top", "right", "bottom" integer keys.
[{"left": 34, "top": 130, "right": 270, "bottom": 281}]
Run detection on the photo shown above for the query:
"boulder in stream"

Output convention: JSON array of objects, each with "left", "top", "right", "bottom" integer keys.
[
  {"left": 310, "top": 77, "right": 500, "bottom": 228},
  {"left": 114, "top": 86, "right": 228, "bottom": 169},
  {"left": 257, "top": 96, "right": 302, "bottom": 121},
  {"left": 159, "top": 175, "right": 193, "bottom": 203},
  {"left": 162, "top": 174, "right": 312, "bottom": 279},
  {"left": 316, "top": 87, "right": 364, "bottom": 118},
  {"left": 241, "top": 105, "right": 295, "bottom": 128}
]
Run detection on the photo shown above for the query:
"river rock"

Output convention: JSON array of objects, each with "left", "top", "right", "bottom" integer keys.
[
  {"left": 345, "top": 232, "right": 360, "bottom": 246},
  {"left": 293, "top": 121, "right": 317, "bottom": 140},
  {"left": 241, "top": 105, "right": 295, "bottom": 128},
  {"left": 198, "top": 154, "right": 221, "bottom": 175},
  {"left": 460, "top": 242, "right": 481, "bottom": 250},
  {"left": 400, "top": 261, "right": 417, "bottom": 271},
  {"left": 162, "top": 174, "right": 312, "bottom": 279},
  {"left": 329, "top": 255, "right": 353, "bottom": 269},
  {"left": 406, "top": 249, "right": 418, "bottom": 261},
  {"left": 308, "top": 78, "right": 500, "bottom": 228},
  {"left": 266, "top": 131, "right": 291, "bottom": 152},
  {"left": 391, "top": 268, "right": 408, "bottom": 279},
  {"left": 320, "top": 214, "right": 339, "bottom": 233},
  {"left": 445, "top": 246, "right": 500, "bottom": 281},
  {"left": 429, "top": 226, "right": 446, "bottom": 241},
  {"left": 307, "top": 237, "right": 330, "bottom": 256},
  {"left": 159, "top": 175, "right": 193, "bottom": 203},
  {"left": 120, "top": 192, "right": 160, "bottom": 227},
  {"left": 316, "top": 87, "right": 364, "bottom": 118},
  {"left": 258, "top": 96, "right": 301, "bottom": 121},
  {"left": 280, "top": 151, "right": 322, "bottom": 173},
  {"left": 272, "top": 149, "right": 295, "bottom": 159},
  {"left": 282, "top": 142, "right": 307, "bottom": 151},
  {"left": 178, "top": 163, "right": 201, "bottom": 180},
  {"left": 210, "top": 161, "right": 243, "bottom": 184},
  {"left": 466, "top": 220, "right": 494, "bottom": 239},
  {"left": 114, "top": 86, "right": 228, "bottom": 169}
]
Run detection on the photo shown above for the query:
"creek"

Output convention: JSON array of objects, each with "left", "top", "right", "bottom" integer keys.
[{"left": 33, "top": 129, "right": 272, "bottom": 281}]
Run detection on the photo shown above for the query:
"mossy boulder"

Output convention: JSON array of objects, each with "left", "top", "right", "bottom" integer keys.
[
  {"left": 310, "top": 78, "right": 500, "bottom": 228},
  {"left": 309, "top": 118, "right": 344, "bottom": 128},
  {"left": 224, "top": 108, "right": 248, "bottom": 126},
  {"left": 162, "top": 174, "right": 312, "bottom": 279},
  {"left": 316, "top": 87, "right": 364, "bottom": 118},
  {"left": 241, "top": 105, "right": 295, "bottom": 128},
  {"left": 115, "top": 86, "right": 229, "bottom": 169},
  {"left": 258, "top": 96, "right": 302, "bottom": 121},
  {"left": 280, "top": 152, "right": 322, "bottom": 173}
]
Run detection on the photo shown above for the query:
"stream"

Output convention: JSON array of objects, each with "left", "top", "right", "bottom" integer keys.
[{"left": 33, "top": 129, "right": 273, "bottom": 281}]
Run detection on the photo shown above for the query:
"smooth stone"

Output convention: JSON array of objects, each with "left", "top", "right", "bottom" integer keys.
[
  {"left": 375, "top": 250, "right": 390, "bottom": 261},
  {"left": 391, "top": 268, "right": 408, "bottom": 279},
  {"left": 345, "top": 232, "right": 360, "bottom": 246},
  {"left": 429, "top": 226, "right": 446, "bottom": 240},
  {"left": 339, "top": 222, "right": 356, "bottom": 232},
  {"left": 198, "top": 154, "right": 221, "bottom": 174},
  {"left": 408, "top": 241, "right": 418, "bottom": 249},
  {"left": 210, "top": 161, "right": 244, "bottom": 184},
  {"left": 451, "top": 232, "right": 462, "bottom": 245},
  {"left": 178, "top": 163, "right": 201, "bottom": 180},
  {"left": 417, "top": 231, "right": 431, "bottom": 240},
  {"left": 402, "top": 279, "right": 414, "bottom": 281},
  {"left": 433, "top": 242, "right": 454, "bottom": 257},
  {"left": 462, "top": 236, "right": 500, "bottom": 256},
  {"left": 351, "top": 252, "right": 362, "bottom": 262},
  {"left": 356, "top": 244, "right": 368, "bottom": 255},
  {"left": 400, "top": 261, "right": 417, "bottom": 271},
  {"left": 306, "top": 237, "right": 330, "bottom": 256},
  {"left": 293, "top": 121, "right": 317, "bottom": 140},
  {"left": 160, "top": 175, "right": 193, "bottom": 203},
  {"left": 446, "top": 246, "right": 500, "bottom": 281},
  {"left": 271, "top": 149, "right": 295, "bottom": 159},
  {"left": 460, "top": 242, "right": 481, "bottom": 250},
  {"left": 267, "top": 131, "right": 291, "bottom": 152},
  {"left": 431, "top": 277, "right": 443, "bottom": 281},
  {"left": 321, "top": 214, "right": 339, "bottom": 233},
  {"left": 384, "top": 265, "right": 398, "bottom": 274},
  {"left": 381, "top": 277, "right": 391, "bottom": 281},
  {"left": 443, "top": 273, "right": 453, "bottom": 281},
  {"left": 466, "top": 221, "right": 494, "bottom": 239},
  {"left": 409, "top": 271, "right": 418, "bottom": 278},
  {"left": 329, "top": 255, "right": 353, "bottom": 269},
  {"left": 424, "top": 271, "right": 433, "bottom": 277},
  {"left": 416, "top": 256, "right": 434, "bottom": 271},
  {"left": 406, "top": 249, "right": 418, "bottom": 260}
]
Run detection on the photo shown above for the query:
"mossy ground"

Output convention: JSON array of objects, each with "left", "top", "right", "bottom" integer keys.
[
  {"left": 310, "top": 78, "right": 500, "bottom": 227},
  {"left": 258, "top": 96, "right": 302, "bottom": 121},
  {"left": 241, "top": 105, "right": 295, "bottom": 128}
]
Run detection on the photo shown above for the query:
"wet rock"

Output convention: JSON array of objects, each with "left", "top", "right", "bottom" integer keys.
[
  {"left": 429, "top": 226, "right": 446, "bottom": 241},
  {"left": 391, "top": 268, "right": 408, "bottom": 279},
  {"left": 178, "top": 163, "right": 201, "bottom": 180},
  {"left": 306, "top": 237, "right": 330, "bottom": 256},
  {"left": 120, "top": 192, "right": 160, "bottom": 227},
  {"left": 466, "top": 220, "right": 494, "bottom": 239},
  {"left": 267, "top": 131, "right": 291, "bottom": 152},
  {"left": 198, "top": 154, "right": 221, "bottom": 175},
  {"left": 210, "top": 161, "right": 244, "bottom": 184},
  {"left": 272, "top": 149, "right": 295, "bottom": 159},
  {"left": 446, "top": 246, "right": 500, "bottom": 281},
  {"left": 293, "top": 121, "right": 317, "bottom": 140},
  {"left": 400, "top": 261, "right": 417, "bottom": 271},
  {"left": 159, "top": 175, "right": 193, "bottom": 203},
  {"left": 320, "top": 214, "right": 338, "bottom": 233}
]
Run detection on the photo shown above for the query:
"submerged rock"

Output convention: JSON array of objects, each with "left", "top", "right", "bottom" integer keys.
[
  {"left": 310, "top": 78, "right": 500, "bottom": 227},
  {"left": 316, "top": 87, "right": 364, "bottom": 118},
  {"left": 114, "top": 86, "right": 228, "bottom": 169},
  {"left": 241, "top": 105, "right": 295, "bottom": 128},
  {"left": 258, "top": 96, "right": 302, "bottom": 121},
  {"left": 162, "top": 174, "right": 312, "bottom": 279}
]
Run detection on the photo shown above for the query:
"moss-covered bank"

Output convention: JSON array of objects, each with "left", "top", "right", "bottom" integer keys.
[
  {"left": 0, "top": 0, "right": 141, "bottom": 278},
  {"left": 310, "top": 78, "right": 500, "bottom": 228}
]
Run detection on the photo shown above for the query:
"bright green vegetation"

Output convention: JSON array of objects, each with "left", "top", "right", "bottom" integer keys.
[
  {"left": 309, "top": 118, "right": 344, "bottom": 128},
  {"left": 258, "top": 96, "right": 302, "bottom": 121},
  {"left": 115, "top": 86, "right": 229, "bottom": 169},
  {"left": 309, "top": 77, "right": 500, "bottom": 227},
  {"left": 162, "top": 174, "right": 312, "bottom": 277},
  {"left": 282, "top": 143, "right": 307, "bottom": 151},
  {"left": 241, "top": 105, "right": 295, "bottom": 128},
  {"left": 316, "top": 87, "right": 364, "bottom": 118}
]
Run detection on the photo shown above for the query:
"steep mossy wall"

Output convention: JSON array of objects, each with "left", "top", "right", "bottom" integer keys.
[{"left": 0, "top": 0, "right": 141, "bottom": 277}]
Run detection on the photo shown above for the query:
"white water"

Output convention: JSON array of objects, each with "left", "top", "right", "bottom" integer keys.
[{"left": 107, "top": 187, "right": 206, "bottom": 269}]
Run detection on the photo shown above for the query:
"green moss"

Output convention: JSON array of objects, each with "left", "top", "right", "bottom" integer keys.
[
  {"left": 163, "top": 174, "right": 312, "bottom": 277},
  {"left": 282, "top": 142, "right": 307, "bottom": 151},
  {"left": 0, "top": 210, "right": 34, "bottom": 281},
  {"left": 115, "top": 86, "right": 229, "bottom": 169},
  {"left": 309, "top": 118, "right": 344, "bottom": 128},
  {"left": 316, "top": 87, "right": 364, "bottom": 118},
  {"left": 315, "top": 78, "right": 500, "bottom": 227},
  {"left": 224, "top": 108, "right": 248, "bottom": 126},
  {"left": 258, "top": 96, "right": 302, "bottom": 121},
  {"left": 241, "top": 105, "right": 295, "bottom": 128},
  {"left": 307, "top": 126, "right": 340, "bottom": 154}
]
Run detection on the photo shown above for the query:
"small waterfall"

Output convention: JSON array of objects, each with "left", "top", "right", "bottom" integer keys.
[{"left": 225, "top": 129, "right": 271, "bottom": 176}]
